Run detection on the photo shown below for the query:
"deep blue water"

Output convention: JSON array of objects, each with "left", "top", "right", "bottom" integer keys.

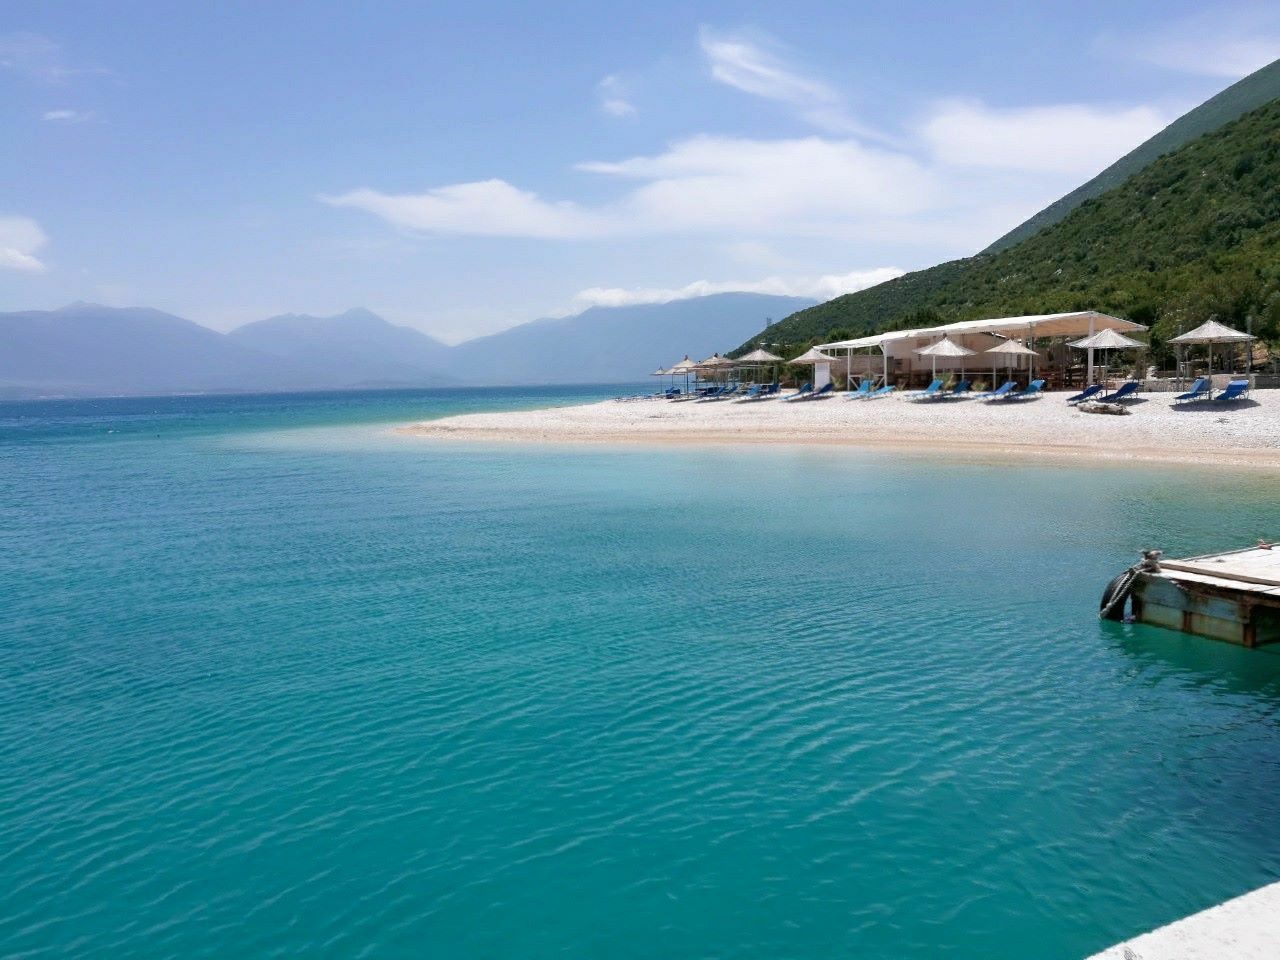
[{"left": 2, "top": 386, "right": 1279, "bottom": 959}]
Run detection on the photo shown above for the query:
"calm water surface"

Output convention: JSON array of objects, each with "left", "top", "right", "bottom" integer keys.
[{"left": 2, "top": 387, "right": 1279, "bottom": 959}]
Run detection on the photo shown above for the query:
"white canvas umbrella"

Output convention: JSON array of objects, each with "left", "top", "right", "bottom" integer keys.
[
  {"left": 789, "top": 347, "right": 836, "bottom": 364},
  {"left": 1068, "top": 329, "right": 1144, "bottom": 384},
  {"left": 668, "top": 355, "right": 698, "bottom": 391},
  {"left": 737, "top": 348, "right": 783, "bottom": 363},
  {"left": 984, "top": 338, "right": 1038, "bottom": 387},
  {"left": 914, "top": 337, "right": 975, "bottom": 381},
  {"left": 695, "top": 353, "right": 735, "bottom": 385},
  {"left": 789, "top": 347, "right": 837, "bottom": 391},
  {"left": 1170, "top": 321, "right": 1255, "bottom": 383},
  {"left": 736, "top": 348, "right": 783, "bottom": 383}
]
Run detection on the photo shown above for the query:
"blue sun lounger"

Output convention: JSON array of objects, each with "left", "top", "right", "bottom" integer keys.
[
  {"left": 919, "top": 380, "right": 971, "bottom": 400},
  {"left": 783, "top": 382, "right": 812, "bottom": 401},
  {"left": 1172, "top": 377, "right": 1211, "bottom": 404},
  {"left": 791, "top": 382, "right": 834, "bottom": 401},
  {"left": 1007, "top": 379, "right": 1045, "bottom": 401},
  {"left": 1212, "top": 379, "right": 1251, "bottom": 403},
  {"left": 974, "top": 381, "right": 1015, "bottom": 400},
  {"left": 1099, "top": 381, "right": 1139, "bottom": 403},
  {"left": 845, "top": 380, "right": 874, "bottom": 399},
  {"left": 866, "top": 385, "right": 895, "bottom": 399},
  {"left": 1065, "top": 384, "right": 1103, "bottom": 405},
  {"left": 904, "top": 378, "right": 944, "bottom": 401}
]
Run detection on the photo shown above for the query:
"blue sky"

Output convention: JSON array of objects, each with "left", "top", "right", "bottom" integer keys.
[{"left": 2, "top": 1, "right": 1278, "bottom": 341}]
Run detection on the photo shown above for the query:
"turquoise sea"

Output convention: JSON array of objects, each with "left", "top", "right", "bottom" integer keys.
[{"left": 3, "top": 386, "right": 1279, "bottom": 959}]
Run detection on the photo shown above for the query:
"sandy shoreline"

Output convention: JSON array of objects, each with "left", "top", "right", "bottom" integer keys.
[{"left": 397, "top": 390, "right": 1280, "bottom": 469}]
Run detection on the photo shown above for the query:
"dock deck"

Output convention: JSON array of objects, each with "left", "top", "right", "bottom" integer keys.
[
  {"left": 1132, "top": 545, "right": 1280, "bottom": 646},
  {"left": 1087, "top": 879, "right": 1280, "bottom": 959}
]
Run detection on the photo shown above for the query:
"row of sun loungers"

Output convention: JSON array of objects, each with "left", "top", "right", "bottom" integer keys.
[
  {"left": 1171, "top": 377, "right": 1251, "bottom": 403},
  {"left": 642, "top": 377, "right": 1253, "bottom": 406}
]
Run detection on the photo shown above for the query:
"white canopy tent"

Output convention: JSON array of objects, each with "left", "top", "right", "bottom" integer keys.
[{"left": 817, "top": 311, "right": 1147, "bottom": 386}]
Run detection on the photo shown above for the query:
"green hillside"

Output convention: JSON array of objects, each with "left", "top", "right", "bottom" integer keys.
[
  {"left": 740, "top": 97, "right": 1280, "bottom": 361},
  {"left": 984, "top": 57, "right": 1280, "bottom": 253}
]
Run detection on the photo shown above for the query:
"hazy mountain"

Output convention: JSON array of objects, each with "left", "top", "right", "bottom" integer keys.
[
  {"left": 983, "top": 57, "right": 1280, "bottom": 253},
  {"left": 0, "top": 294, "right": 813, "bottom": 397},
  {"left": 743, "top": 96, "right": 1280, "bottom": 356},
  {"left": 228, "top": 308, "right": 454, "bottom": 387},
  {"left": 449, "top": 293, "right": 815, "bottom": 385},
  {"left": 0, "top": 303, "right": 309, "bottom": 397}
]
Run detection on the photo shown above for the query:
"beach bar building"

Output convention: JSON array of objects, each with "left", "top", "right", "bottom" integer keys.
[{"left": 816, "top": 311, "right": 1148, "bottom": 388}]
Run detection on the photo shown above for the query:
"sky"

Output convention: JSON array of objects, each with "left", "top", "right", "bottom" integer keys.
[{"left": 2, "top": 1, "right": 1278, "bottom": 343}]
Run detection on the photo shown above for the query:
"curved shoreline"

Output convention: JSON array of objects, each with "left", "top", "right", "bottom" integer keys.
[{"left": 396, "top": 392, "right": 1280, "bottom": 470}]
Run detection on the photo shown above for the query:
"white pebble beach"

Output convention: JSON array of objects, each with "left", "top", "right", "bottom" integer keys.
[{"left": 399, "top": 390, "right": 1280, "bottom": 469}]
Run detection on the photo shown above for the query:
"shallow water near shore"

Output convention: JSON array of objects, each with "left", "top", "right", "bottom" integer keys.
[{"left": 3, "top": 387, "right": 1280, "bottom": 959}]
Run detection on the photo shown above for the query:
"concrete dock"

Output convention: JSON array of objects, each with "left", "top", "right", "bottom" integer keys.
[
  {"left": 1126, "top": 544, "right": 1280, "bottom": 646},
  {"left": 1087, "top": 880, "right": 1280, "bottom": 958}
]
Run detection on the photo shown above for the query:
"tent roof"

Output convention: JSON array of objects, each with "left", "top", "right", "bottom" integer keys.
[
  {"left": 737, "top": 348, "right": 784, "bottom": 363},
  {"left": 650, "top": 367, "right": 670, "bottom": 376},
  {"left": 1168, "top": 320, "right": 1256, "bottom": 344},
  {"left": 790, "top": 346, "right": 837, "bottom": 364},
  {"left": 818, "top": 311, "right": 1146, "bottom": 351},
  {"left": 668, "top": 356, "right": 698, "bottom": 371},
  {"left": 1069, "top": 328, "right": 1146, "bottom": 350},
  {"left": 915, "top": 336, "right": 975, "bottom": 357}
]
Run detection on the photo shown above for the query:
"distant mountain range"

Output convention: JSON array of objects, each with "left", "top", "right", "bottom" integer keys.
[
  {"left": 0, "top": 293, "right": 813, "bottom": 398},
  {"left": 744, "top": 58, "right": 1280, "bottom": 355}
]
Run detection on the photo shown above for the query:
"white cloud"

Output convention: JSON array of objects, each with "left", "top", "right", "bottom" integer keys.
[
  {"left": 320, "top": 180, "right": 603, "bottom": 239},
  {"left": 922, "top": 100, "right": 1171, "bottom": 177},
  {"left": 574, "top": 267, "right": 904, "bottom": 308},
  {"left": 582, "top": 135, "right": 939, "bottom": 232},
  {"left": 596, "top": 74, "right": 635, "bottom": 117},
  {"left": 42, "top": 108, "right": 94, "bottom": 123},
  {"left": 698, "top": 28, "right": 889, "bottom": 143},
  {"left": 324, "top": 135, "right": 940, "bottom": 241},
  {"left": 0, "top": 31, "right": 110, "bottom": 84},
  {"left": 1106, "top": 8, "right": 1280, "bottom": 78},
  {"left": 323, "top": 96, "right": 1168, "bottom": 250},
  {"left": 0, "top": 216, "right": 48, "bottom": 272}
]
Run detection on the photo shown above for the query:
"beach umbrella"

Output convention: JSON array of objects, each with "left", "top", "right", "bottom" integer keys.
[
  {"left": 1068, "top": 328, "right": 1145, "bottom": 350},
  {"left": 651, "top": 366, "right": 674, "bottom": 393},
  {"left": 736, "top": 348, "right": 783, "bottom": 383},
  {"left": 668, "top": 355, "right": 698, "bottom": 391},
  {"left": 1068, "top": 329, "right": 1145, "bottom": 384},
  {"left": 789, "top": 347, "right": 836, "bottom": 364},
  {"left": 984, "top": 338, "right": 1037, "bottom": 387},
  {"left": 788, "top": 347, "right": 837, "bottom": 391},
  {"left": 1170, "top": 320, "right": 1256, "bottom": 383},
  {"left": 915, "top": 336, "right": 975, "bottom": 381},
  {"left": 695, "top": 353, "right": 735, "bottom": 386}
]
